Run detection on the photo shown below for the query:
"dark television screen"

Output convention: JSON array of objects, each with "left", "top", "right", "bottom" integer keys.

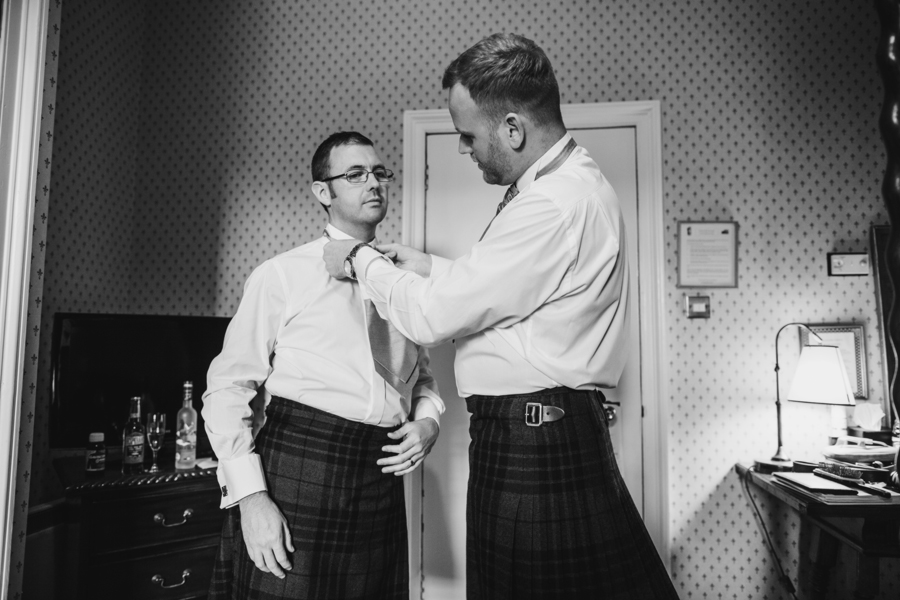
[{"left": 50, "top": 313, "right": 231, "bottom": 454}]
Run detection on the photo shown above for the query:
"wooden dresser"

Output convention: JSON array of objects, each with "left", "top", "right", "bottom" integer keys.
[{"left": 60, "top": 460, "right": 225, "bottom": 600}]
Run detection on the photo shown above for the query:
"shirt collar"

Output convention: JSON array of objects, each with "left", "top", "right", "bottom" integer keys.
[
  {"left": 324, "top": 223, "right": 378, "bottom": 244},
  {"left": 514, "top": 132, "right": 573, "bottom": 193}
]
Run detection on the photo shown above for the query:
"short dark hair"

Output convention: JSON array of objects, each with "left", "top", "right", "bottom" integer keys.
[
  {"left": 441, "top": 33, "right": 563, "bottom": 127},
  {"left": 311, "top": 131, "right": 374, "bottom": 182}
]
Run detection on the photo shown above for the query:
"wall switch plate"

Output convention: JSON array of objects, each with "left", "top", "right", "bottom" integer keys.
[
  {"left": 827, "top": 252, "right": 870, "bottom": 276},
  {"left": 684, "top": 294, "right": 710, "bottom": 318}
]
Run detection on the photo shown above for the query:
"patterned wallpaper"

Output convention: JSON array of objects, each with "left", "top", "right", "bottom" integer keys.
[
  {"left": 35, "top": 0, "right": 145, "bottom": 503},
  {"left": 28, "top": 0, "right": 898, "bottom": 598}
]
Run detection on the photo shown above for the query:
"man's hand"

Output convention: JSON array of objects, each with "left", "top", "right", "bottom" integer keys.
[
  {"left": 376, "top": 243, "right": 432, "bottom": 278},
  {"left": 377, "top": 417, "right": 439, "bottom": 476},
  {"left": 238, "top": 491, "right": 295, "bottom": 578},
  {"left": 322, "top": 239, "right": 360, "bottom": 279}
]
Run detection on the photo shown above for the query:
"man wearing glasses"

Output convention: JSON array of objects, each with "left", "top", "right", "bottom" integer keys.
[{"left": 204, "top": 131, "right": 443, "bottom": 600}]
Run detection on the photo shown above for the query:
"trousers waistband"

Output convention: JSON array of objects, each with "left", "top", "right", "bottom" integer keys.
[{"left": 268, "top": 395, "right": 398, "bottom": 434}]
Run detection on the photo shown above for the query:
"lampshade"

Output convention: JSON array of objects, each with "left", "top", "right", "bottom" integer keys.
[{"left": 785, "top": 344, "right": 855, "bottom": 406}]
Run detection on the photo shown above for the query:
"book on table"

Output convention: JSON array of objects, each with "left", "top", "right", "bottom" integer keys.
[{"left": 772, "top": 471, "right": 858, "bottom": 495}]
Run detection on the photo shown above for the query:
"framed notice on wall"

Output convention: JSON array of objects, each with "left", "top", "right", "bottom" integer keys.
[{"left": 677, "top": 221, "right": 739, "bottom": 287}]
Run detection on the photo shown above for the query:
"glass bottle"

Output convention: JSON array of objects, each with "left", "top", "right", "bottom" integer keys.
[
  {"left": 84, "top": 432, "right": 106, "bottom": 476},
  {"left": 175, "top": 381, "right": 197, "bottom": 470},
  {"left": 121, "top": 396, "right": 145, "bottom": 474}
]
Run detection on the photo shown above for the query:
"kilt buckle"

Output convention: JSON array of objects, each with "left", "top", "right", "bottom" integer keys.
[{"left": 525, "top": 402, "right": 565, "bottom": 426}]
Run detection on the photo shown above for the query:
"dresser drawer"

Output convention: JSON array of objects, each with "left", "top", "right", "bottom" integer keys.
[
  {"left": 83, "top": 486, "right": 224, "bottom": 555},
  {"left": 83, "top": 542, "right": 218, "bottom": 600}
]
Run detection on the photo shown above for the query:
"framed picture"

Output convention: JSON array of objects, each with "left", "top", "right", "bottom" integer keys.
[
  {"left": 677, "top": 221, "right": 738, "bottom": 287},
  {"left": 799, "top": 323, "right": 867, "bottom": 400}
]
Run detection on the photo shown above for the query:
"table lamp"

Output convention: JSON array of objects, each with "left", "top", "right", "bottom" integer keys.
[
  {"left": 785, "top": 343, "right": 856, "bottom": 442},
  {"left": 754, "top": 323, "right": 855, "bottom": 473}
]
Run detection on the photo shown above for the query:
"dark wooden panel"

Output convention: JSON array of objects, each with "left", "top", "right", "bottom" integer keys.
[
  {"left": 83, "top": 543, "right": 218, "bottom": 600},
  {"left": 84, "top": 484, "right": 222, "bottom": 556}
]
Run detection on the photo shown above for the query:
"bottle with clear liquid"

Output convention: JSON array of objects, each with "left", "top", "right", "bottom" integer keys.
[
  {"left": 121, "top": 396, "right": 145, "bottom": 475},
  {"left": 175, "top": 381, "right": 197, "bottom": 470}
]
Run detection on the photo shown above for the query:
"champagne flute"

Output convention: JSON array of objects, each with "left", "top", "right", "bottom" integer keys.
[{"left": 146, "top": 413, "right": 165, "bottom": 473}]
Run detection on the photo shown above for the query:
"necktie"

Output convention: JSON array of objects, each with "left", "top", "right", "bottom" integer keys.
[
  {"left": 366, "top": 299, "right": 418, "bottom": 400},
  {"left": 321, "top": 228, "right": 419, "bottom": 399},
  {"left": 496, "top": 183, "right": 519, "bottom": 215}
]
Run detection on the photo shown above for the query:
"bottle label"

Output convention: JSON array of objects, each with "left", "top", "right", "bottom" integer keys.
[
  {"left": 123, "top": 433, "right": 144, "bottom": 464},
  {"left": 85, "top": 448, "right": 106, "bottom": 472}
]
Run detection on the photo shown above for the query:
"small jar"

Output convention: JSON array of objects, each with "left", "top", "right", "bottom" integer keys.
[{"left": 85, "top": 432, "right": 106, "bottom": 476}]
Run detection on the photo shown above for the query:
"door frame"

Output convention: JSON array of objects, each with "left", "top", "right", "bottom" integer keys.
[
  {"left": 401, "top": 102, "right": 670, "bottom": 592},
  {"left": 0, "top": 0, "right": 51, "bottom": 597}
]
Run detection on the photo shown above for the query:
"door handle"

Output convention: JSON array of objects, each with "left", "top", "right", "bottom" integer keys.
[
  {"left": 602, "top": 401, "right": 620, "bottom": 425},
  {"left": 604, "top": 405, "right": 617, "bottom": 423}
]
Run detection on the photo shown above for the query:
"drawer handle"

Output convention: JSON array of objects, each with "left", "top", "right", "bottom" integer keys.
[
  {"left": 153, "top": 508, "right": 194, "bottom": 527},
  {"left": 151, "top": 568, "right": 192, "bottom": 589}
]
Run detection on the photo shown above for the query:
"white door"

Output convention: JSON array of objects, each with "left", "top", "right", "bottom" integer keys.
[{"left": 402, "top": 103, "right": 669, "bottom": 600}]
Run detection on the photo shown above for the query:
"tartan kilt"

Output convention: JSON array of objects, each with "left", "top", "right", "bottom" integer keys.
[
  {"left": 208, "top": 396, "right": 408, "bottom": 600},
  {"left": 466, "top": 387, "right": 678, "bottom": 600}
]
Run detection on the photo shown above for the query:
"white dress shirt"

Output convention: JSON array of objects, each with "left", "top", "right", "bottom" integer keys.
[
  {"left": 203, "top": 224, "right": 444, "bottom": 508},
  {"left": 356, "top": 134, "right": 630, "bottom": 397}
]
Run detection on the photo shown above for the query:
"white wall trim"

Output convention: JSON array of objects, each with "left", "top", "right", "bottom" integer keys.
[
  {"left": 0, "top": 1, "right": 50, "bottom": 597},
  {"left": 402, "top": 101, "right": 671, "bottom": 573},
  {"left": 400, "top": 109, "right": 447, "bottom": 600},
  {"left": 402, "top": 109, "right": 451, "bottom": 251},
  {"left": 403, "top": 466, "right": 424, "bottom": 599}
]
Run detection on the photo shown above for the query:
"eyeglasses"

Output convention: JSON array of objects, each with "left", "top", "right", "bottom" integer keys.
[{"left": 319, "top": 168, "right": 394, "bottom": 184}]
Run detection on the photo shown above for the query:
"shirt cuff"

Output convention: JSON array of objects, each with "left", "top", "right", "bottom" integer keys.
[
  {"left": 355, "top": 246, "right": 391, "bottom": 282},
  {"left": 215, "top": 453, "right": 267, "bottom": 509},
  {"left": 412, "top": 395, "right": 443, "bottom": 429},
  {"left": 430, "top": 255, "right": 452, "bottom": 278}
]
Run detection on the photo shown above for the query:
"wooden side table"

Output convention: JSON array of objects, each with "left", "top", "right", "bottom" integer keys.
[
  {"left": 735, "top": 463, "right": 900, "bottom": 599},
  {"left": 58, "top": 458, "right": 225, "bottom": 600}
]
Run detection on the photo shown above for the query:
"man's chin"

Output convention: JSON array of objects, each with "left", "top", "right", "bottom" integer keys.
[
  {"left": 363, "top": 206, "right": 388, "bottom": 223},
  {"left": 481, "top": 172, "right": 503, "bottom": 185}
]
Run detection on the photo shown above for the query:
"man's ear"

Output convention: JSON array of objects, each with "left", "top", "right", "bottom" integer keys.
[
  {"left": 311, "top": 181, "right": 333, "bottom": 210},
  {"left": 501, "top": 112, "right": 526, "bottom": 150}
]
